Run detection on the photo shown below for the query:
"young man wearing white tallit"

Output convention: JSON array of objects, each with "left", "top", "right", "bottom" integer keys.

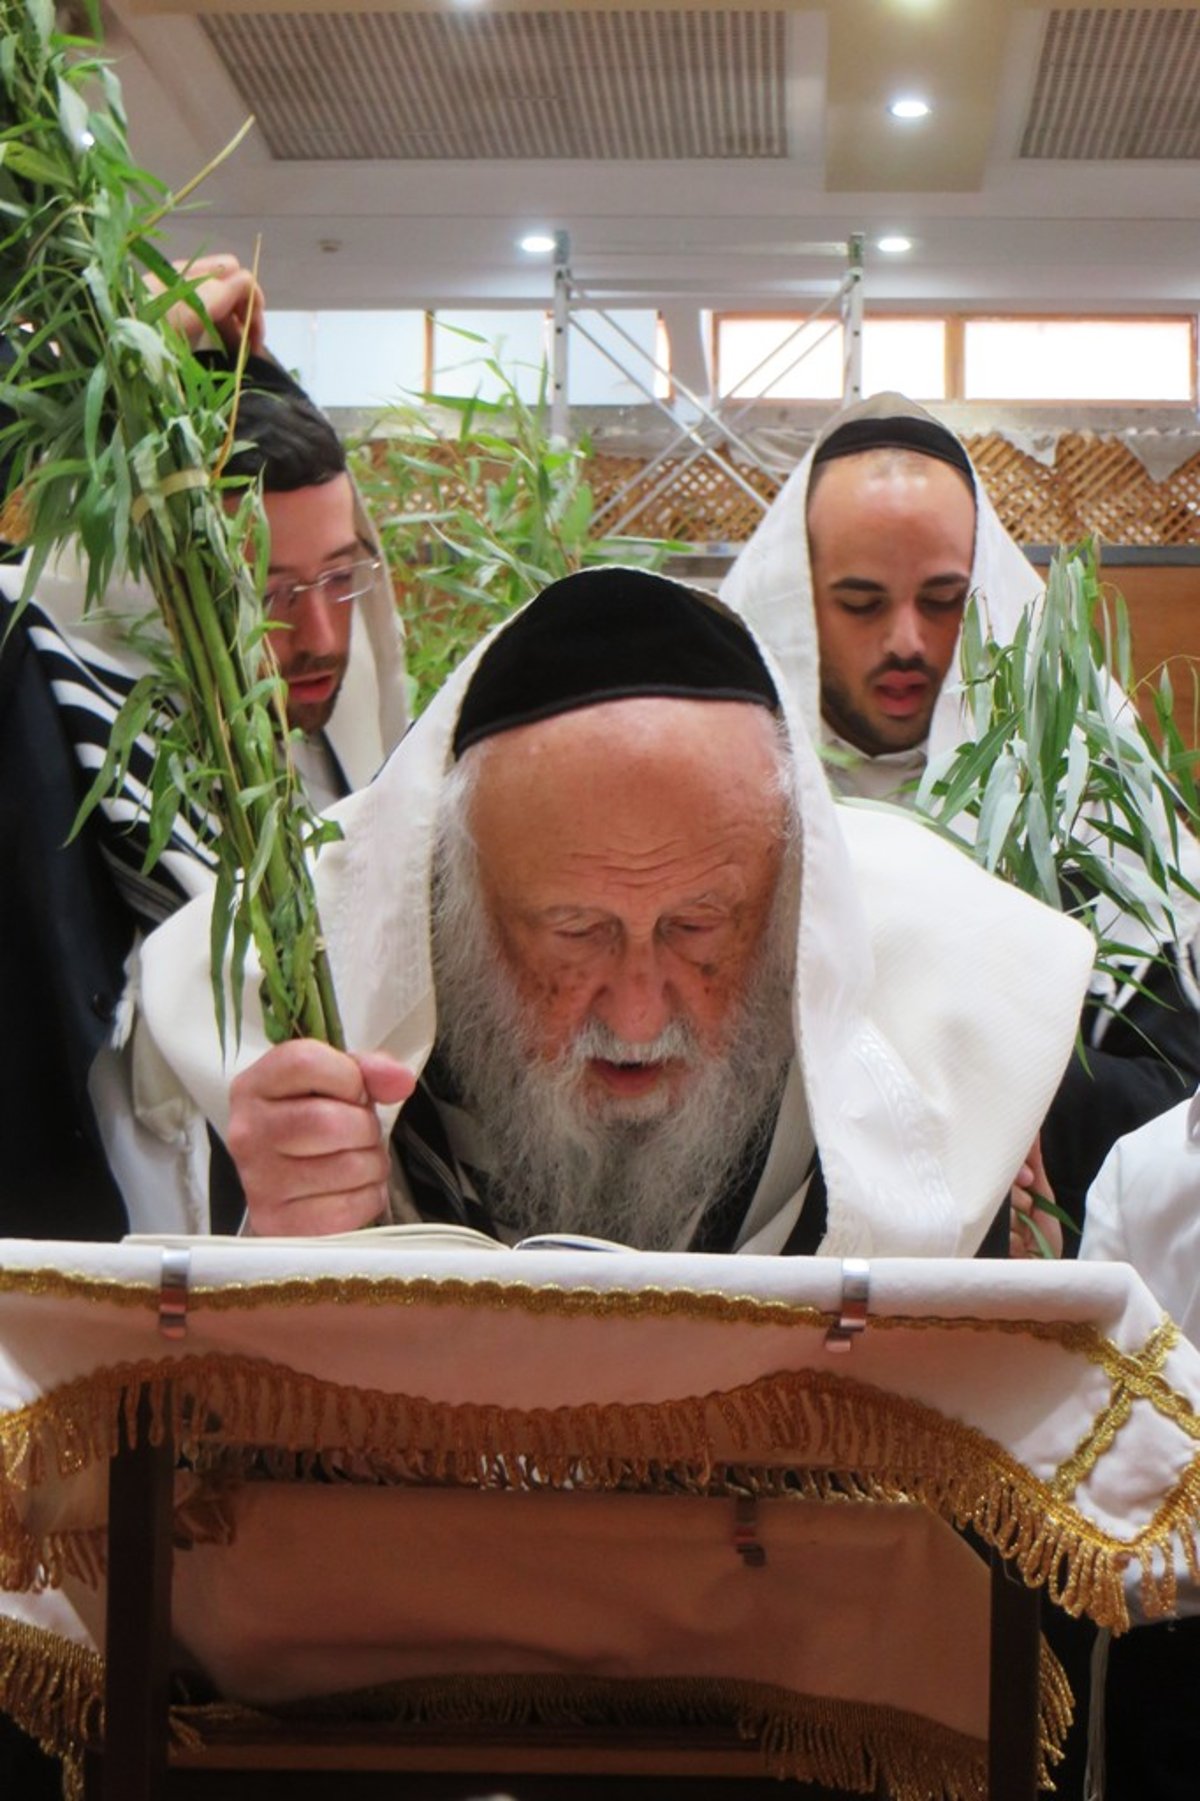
[
  {"left": 137, "top": 567, "right": 1093, "bottom": 1261},
  {"left": 719, "top": 392, "right": 1200, "bottom": 1239}
]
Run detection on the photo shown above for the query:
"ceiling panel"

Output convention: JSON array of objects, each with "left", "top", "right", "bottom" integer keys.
[
  {"left": 198, "top": 8, "right": 788, "bottom": 161},
  {"left": 1022, "top": 7, "right": 1200, "bottom": 159}
]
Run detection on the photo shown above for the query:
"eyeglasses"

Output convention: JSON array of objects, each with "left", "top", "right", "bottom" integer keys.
[{"left": 264, "top": 555, "right": 382, "bottom": 618}]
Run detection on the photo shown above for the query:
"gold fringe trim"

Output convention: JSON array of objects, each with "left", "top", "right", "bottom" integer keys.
[
  {"left": 175, "top": 1665, "right": 1070, "bottom": 1801},
  {"left": 0, "top": 1615, "right": 100, "bottom": 1799},
  {"left": 2, "top": 1266, "right": 1196, "bottom": 1448},
  {"left": 0, "top": 1614, "right": 1071, "bottom": 1801},
  {"left": 4, "top": 1351, "right": 1200, "bottom": 1630},
  {"left": 0, "top": 1615, "right": 209, "bottom": 1797}
]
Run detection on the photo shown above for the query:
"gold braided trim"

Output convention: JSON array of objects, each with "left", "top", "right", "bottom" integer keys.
[
  {"left": 1050, "top": 1392, "right": 1133, "bottom": 1503},
  {"left": 1050, "top": 1320, "right": 1178, "bottom": 1501},
  {"left": 0, "top": 1263, "right": 1192, "bottom": 1420},
  {"left": 3, "top": 1352, "right": 1198, "bottom": 1628}
]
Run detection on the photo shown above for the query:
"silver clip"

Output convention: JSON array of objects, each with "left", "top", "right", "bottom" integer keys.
[
  {"left": 734, "top": 1497, "right": 766, "bottom": 1567},
  {"left": 824, "top": 1257, "right": 870, "bottom": 1353},
  {"left": 158, "top": 1249, "right": 191, "bottom": 1340}
]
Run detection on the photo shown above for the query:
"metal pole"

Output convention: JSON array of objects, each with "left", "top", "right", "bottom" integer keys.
[
  {"left": 551, "top": 228, "right": 571, "bottom": 443},
  {"left": 843, "top": 232, "right": 865, "bottom": 404},
  {"left": 569, "top": 282, "right": 776, "bottom": 478}
]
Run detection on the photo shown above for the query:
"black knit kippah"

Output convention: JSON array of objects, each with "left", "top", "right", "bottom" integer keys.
[
  {"left": 813, "top": 414, "right": 974, "bottom": 487},
  {"left": 452, "top": 567, "right": 779, "bottom": 758}
]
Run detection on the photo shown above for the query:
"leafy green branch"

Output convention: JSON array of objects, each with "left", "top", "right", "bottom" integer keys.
[
  {"left": 915, "top": 541, "right": 1200, "bottom": 983},
  {"left": 0, "top": 0, "right": 342, "bottom": 1048}
]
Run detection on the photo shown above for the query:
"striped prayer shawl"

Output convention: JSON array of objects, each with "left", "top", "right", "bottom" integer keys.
[{"left": 20, "top": 601, "right": 218, "bottom": 931}]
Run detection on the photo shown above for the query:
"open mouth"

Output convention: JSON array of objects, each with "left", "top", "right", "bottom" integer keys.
[
  {"left": 287, "top": 672, "right": 339, "bottom": 703},
  {"left": 588, "top": 1059, "right": 674, "bottom": 1098},
  {"left": 873, "top": 674, "right": 929, "bottom": 717}
]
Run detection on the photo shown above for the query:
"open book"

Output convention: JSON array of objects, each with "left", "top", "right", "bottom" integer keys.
[{"left": 123, "top": 1223, "right": 635, "bottom": 1254}]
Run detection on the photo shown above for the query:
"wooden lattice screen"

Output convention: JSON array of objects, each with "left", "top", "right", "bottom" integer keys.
[
  {"left": 964, "top": 434, "right": 1200, "bottom": 547},
  {"left": 585, "top": 435, "right": 1200, "bottom": 547},
  {"left": 363, "top": 431, "right": 1200, "bottom": 548}
]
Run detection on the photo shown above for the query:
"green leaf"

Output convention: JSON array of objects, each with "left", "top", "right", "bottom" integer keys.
[
  {"left": 82, "top": 358, "right": 106, "bottom": 462},
  {"left": 208, "top": 863, "right": 235, "bottom": 1052},
  {"left": 110, "top": 315, "right": 175, "bottom": 385},
  {"left": 56, "top": 77, "right": 91, "bottom": 156}
]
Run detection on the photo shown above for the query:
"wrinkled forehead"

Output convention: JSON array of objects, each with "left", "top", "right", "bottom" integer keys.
[{"left": 457, "top": 695, "right": 792, "bottom": 893}]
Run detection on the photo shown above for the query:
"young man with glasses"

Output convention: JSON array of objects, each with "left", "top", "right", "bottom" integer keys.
[{"left": 225, "top": 362, "right": 402, "bottom": 809}]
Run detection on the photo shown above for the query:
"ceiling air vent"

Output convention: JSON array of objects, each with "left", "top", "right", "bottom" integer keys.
[
  {"left": 199, "top": 9, "right": 788, "bottom": 162},
  {"left": 1022, "top": 7, "right": 1200, "bottom": 159}
]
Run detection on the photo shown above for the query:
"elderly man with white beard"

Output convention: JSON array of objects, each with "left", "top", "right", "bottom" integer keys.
[{"left": 138, "top": 568, "right": 1093, "bottom": 1258}]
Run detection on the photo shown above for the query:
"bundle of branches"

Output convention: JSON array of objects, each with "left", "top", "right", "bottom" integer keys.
[
  {"left": 916, "top": 542, "right": 1200, "bottom": 983},
  {"left": 0, "top": 0, "right": 342, "bottom": 1047}
]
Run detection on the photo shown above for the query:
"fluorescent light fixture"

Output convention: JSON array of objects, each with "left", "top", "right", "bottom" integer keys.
[
  {"left": 888, "top": 96, "right": 930, "bottom": 121},
  {"left": 877, "top": 235, "right": 912, "bottom": 254},
  {"left": 519, "top": 233, "right": 557, "bottom": 255}
]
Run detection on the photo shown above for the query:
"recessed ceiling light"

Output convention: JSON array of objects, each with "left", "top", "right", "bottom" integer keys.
[
  {"left": 877, "top": 235, "right": 912, "bottom": 254},
  {"left": 519, "top": 233, "right": 557, "bottom": 255},
  {"left": 888, "top": 97, "right": 930, "bottom": 121}
]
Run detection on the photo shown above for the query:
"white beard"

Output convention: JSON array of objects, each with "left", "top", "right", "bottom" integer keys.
[{"left": 430, "top": 844, "right": 796, "bottom": 1252}]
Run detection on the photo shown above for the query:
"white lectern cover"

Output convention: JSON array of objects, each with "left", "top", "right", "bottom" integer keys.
[{"left": 1, "top": 1243, "right": 1198, "bottom": 1796}]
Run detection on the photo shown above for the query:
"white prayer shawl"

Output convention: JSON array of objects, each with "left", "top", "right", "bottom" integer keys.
[
  {"left": 1083, "top": 1090, "right": 1200, "bottom": 1356},
  {"left": 1083, "top": 1095, "right": 1200, "bottom": 1629},
  {"left": 718, "top": 391, "right": 1042, "bottom": 763},
  {"left": 138, "top": 579, "right": 1094, "bottom": 1259},
  {"left": 719, "top": 390, "right": 1200, "bottom": 988}
]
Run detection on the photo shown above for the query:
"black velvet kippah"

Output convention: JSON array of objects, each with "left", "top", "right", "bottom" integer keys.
[
  {"left": 813, "top": 414, "right": 974, "bottom": 487},
  {"left": 452, "top": 567, "right": 779, "bottom": 758}
]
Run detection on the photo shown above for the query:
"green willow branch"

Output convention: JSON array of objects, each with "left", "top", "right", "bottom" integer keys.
[
  {"left": 1, "top": 0, "right": 343, "bottom": 1050},
  {"left": 916, "top": 540, "right": 1200, "bottom": 985}
]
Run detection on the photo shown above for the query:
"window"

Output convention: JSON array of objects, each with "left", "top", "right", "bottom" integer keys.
[
  {"left": 562, "top": 311, "right": 666, "bottom": 404},
  {"left": 962, "top": 318, "right": 1194, "bottom": 404},
  {"left": 862, "top": 319, "right": 946, "bottom": 400},
  {"left": 715, "top": 316, "right": 947, "bottom": 401},
  {"left": 717, "top": 315, "right": 844, "bottom": 401},
  {"left": 431, "top": 311, "right": 550, "bottom": 403},
  {"left": 268, "top": 311, "right": 426, "bottom": 410}
]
